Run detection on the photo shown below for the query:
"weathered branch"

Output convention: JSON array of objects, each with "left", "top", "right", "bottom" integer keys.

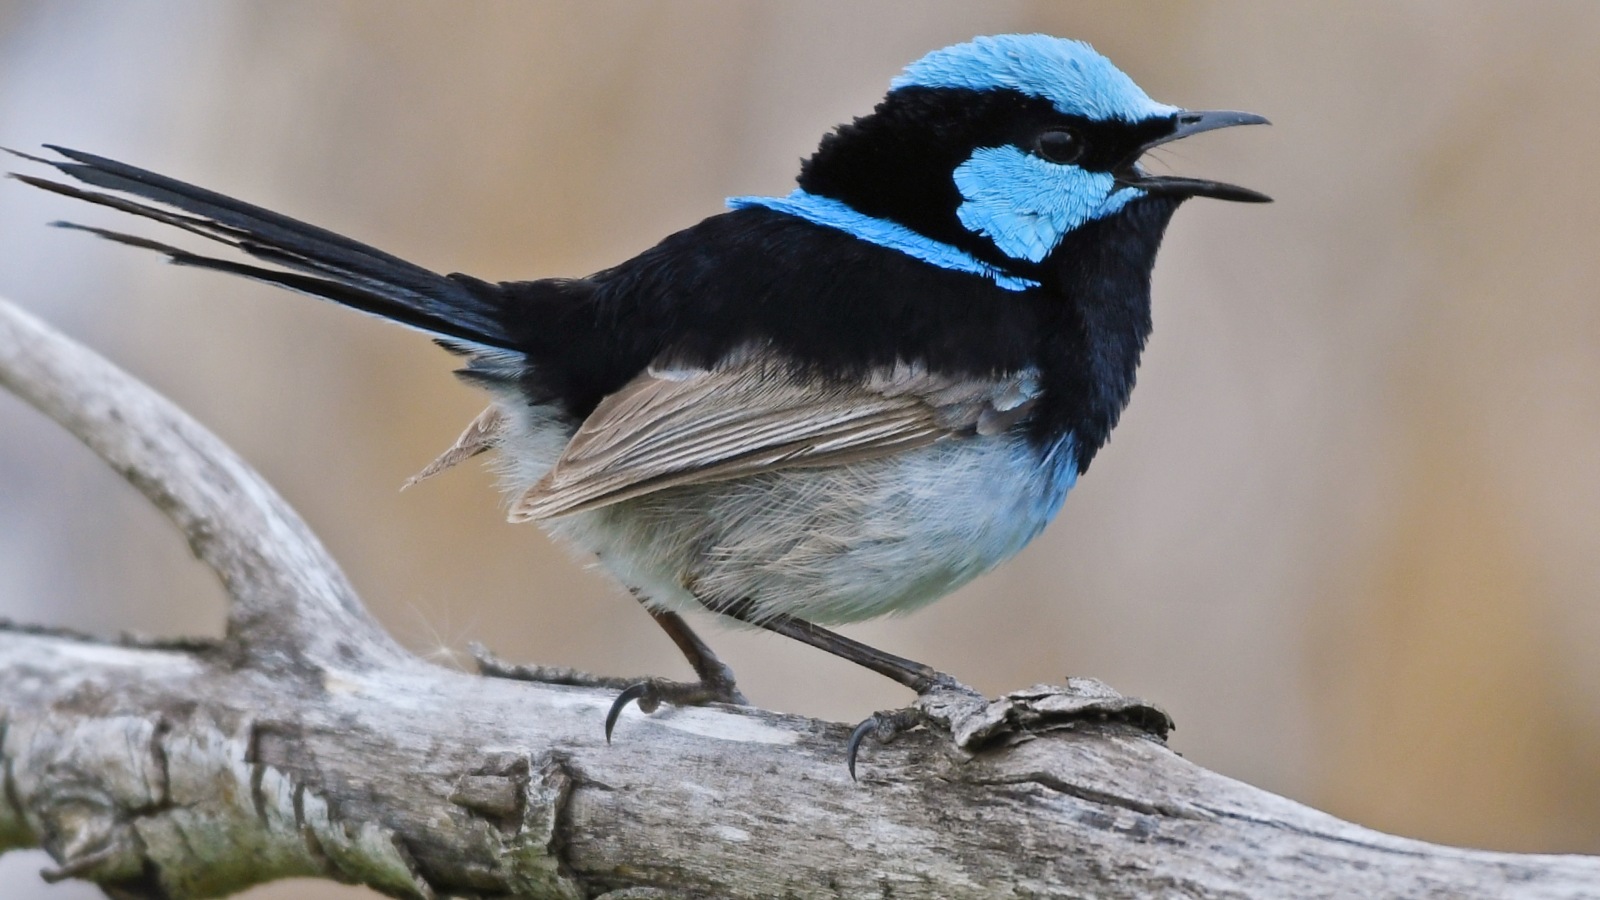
[
  {"left": 0, "top": 295, "right": 405, "bottom": 673},
  {"left": 2, "top": 291, "right": 1599, "bottom": 899}
]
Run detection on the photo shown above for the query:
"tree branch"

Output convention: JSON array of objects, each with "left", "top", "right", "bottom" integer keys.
[
  {"left": 0, "top": 294, "right": 405, "bottom": 673},
  {"left": 2, "top": 291, "right": 1598, "bottom": 899}
]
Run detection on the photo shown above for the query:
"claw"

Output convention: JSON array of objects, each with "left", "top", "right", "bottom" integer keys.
[
  {"left": 846, "top": 717, "right": 877, "bottom": 781},
  {"left": 844, "top": 707, "right": 929, "bottom": 781},
  {"left": 605, "top": 682, "right": 653, "bottom": 743},
  {"left": 604, "top": 673, "right": 744, "bottom": 743}
]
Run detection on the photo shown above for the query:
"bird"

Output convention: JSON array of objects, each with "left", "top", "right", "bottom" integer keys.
[{"left": 10, "top": 33, "right": 1267, "bottom": 774}]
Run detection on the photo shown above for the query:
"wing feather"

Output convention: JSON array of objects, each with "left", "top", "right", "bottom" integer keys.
[
  {"left": 403, "top": 405, "right": 505, "bottom": 488},
  {"left": 510, "top": 355, "right": 1038, "bottom": 522}
]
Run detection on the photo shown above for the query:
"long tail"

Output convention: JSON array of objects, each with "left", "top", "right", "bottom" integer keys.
[{"left": 6, "top": 145, "right": 513, "bottom": 350}]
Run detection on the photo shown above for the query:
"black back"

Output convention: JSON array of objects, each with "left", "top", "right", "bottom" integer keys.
[{"left": 490, "top": 192, "right": 1183, "bottom": 474}]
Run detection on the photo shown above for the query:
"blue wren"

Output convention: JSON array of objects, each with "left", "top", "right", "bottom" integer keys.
[{"left": 11, "top": 34, "right": 1267, "bottom": 770}]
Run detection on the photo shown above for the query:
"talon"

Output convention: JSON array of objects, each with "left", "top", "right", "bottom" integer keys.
[
  {"left": 604, "top": 672, "right": 745, "bottom": 743},
  {"left": 846, "top": 717, "right": 878, "bottom": 781},
  {"left": 845, "top": 707, "right": 928, "bottom": 781},
  {"left": 605, "top": 682, "right": 653, "bottom": 743}
]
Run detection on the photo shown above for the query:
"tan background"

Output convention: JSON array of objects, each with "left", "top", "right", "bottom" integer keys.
[{"left": 2, "top": 2, "right": 1598, "bottom": 896}]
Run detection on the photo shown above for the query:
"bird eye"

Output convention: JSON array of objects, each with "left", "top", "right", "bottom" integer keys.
[{"left": 1033, "top": 129, "right": 1084, "bottom": 165}]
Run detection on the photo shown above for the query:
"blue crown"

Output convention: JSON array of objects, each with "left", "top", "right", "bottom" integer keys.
[{"left": 891, "top": 34, "right": 1176, "bottom": 123}]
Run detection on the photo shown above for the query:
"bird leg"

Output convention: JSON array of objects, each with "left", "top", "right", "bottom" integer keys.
[
  {"left": 604, "top": 600, "right": 747, "bottom": 741},
  {"left": 726, "top": 607, "right": 955, "bottom": 693},
  {"left": 605, "top": 596, "right": 978, "bottom": 779},
  {"left": 644, "top": 606, "right": 745, "bottom": 700},
  {"left": 477, "top": 590, "right": 746, "bottom": 731},
  {"left": 719, "top": 606, "right": 982, "bottom": 778}
]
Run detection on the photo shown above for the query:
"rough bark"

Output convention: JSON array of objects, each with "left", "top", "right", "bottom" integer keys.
[{"left": 2, "top": 292, "right": 1598, "bottom": 899}]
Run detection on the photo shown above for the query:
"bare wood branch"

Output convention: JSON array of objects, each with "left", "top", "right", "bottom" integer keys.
[
  {"left": 3, "top": 290, "right": 1599, "bottom": 899},
  {"left": 0, "top": 295, "right": 406, "bottom": 673}
]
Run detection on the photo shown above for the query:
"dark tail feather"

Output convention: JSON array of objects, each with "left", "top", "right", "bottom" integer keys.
[{"left": 7, "top": 145, "right": 514, "bottom": 350}]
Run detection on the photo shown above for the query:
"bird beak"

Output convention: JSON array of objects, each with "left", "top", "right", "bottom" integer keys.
[{"left": 1119, "top": 109, "right": 1271, "bottom": 203}]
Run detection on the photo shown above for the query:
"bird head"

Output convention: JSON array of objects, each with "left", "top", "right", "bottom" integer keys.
[{"left": 795, "top": 34, "right": 1268, "bottom": 276}]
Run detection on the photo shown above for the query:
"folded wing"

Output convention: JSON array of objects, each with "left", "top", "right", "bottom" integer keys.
[{"left": 511, "top": 352, "right": 1039, "bottom": 522}]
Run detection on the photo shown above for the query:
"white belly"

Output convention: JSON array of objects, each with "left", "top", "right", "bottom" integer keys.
[{"left": 530, "top": 423, "right": 1079, "bottom": 625}]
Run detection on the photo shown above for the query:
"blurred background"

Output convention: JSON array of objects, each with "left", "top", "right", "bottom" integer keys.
[{"left": 2, "top": 2, "right": 1598, "bottom": 896}]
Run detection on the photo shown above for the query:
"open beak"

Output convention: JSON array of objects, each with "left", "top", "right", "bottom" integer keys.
[{"left": 1118, "top": 109, "right": 1271, "bottom": 203}]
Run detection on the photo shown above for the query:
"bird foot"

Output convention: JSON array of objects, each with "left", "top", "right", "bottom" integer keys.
[
  {"left": 846, "top": 675, "right": 985, "bottom": 780},
  {"left": 605, "top": 670, "right": 748, "bottom": 742},
  {"left": 472, "top": 640, "right": 750, "bottom": 741},
  {"left": 470, "top": 642, "right": 639, "bottom": 690},
  {"left": 846, "top": 708, "right": 928, "bottom": 781}
]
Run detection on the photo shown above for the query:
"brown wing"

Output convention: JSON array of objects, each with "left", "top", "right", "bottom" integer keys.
[
  {"left": 403, "top": 405, "right": 505, "bottom": 489},
  {"left": 509, "top": 354, "right": 1038, "bottom": 522}
]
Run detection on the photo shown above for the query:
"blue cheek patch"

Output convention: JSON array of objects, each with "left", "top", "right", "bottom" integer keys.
[
  {"left": 952, "top": 146, "right": 1142, "bottom": 263},
  {"left": 728, "top": 190, "right": 1040, "bottom": 292}
]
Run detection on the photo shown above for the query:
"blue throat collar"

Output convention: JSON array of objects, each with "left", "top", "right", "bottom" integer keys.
[{"left": 726, "top": 190, "right": 1039, "bottom": 292}]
